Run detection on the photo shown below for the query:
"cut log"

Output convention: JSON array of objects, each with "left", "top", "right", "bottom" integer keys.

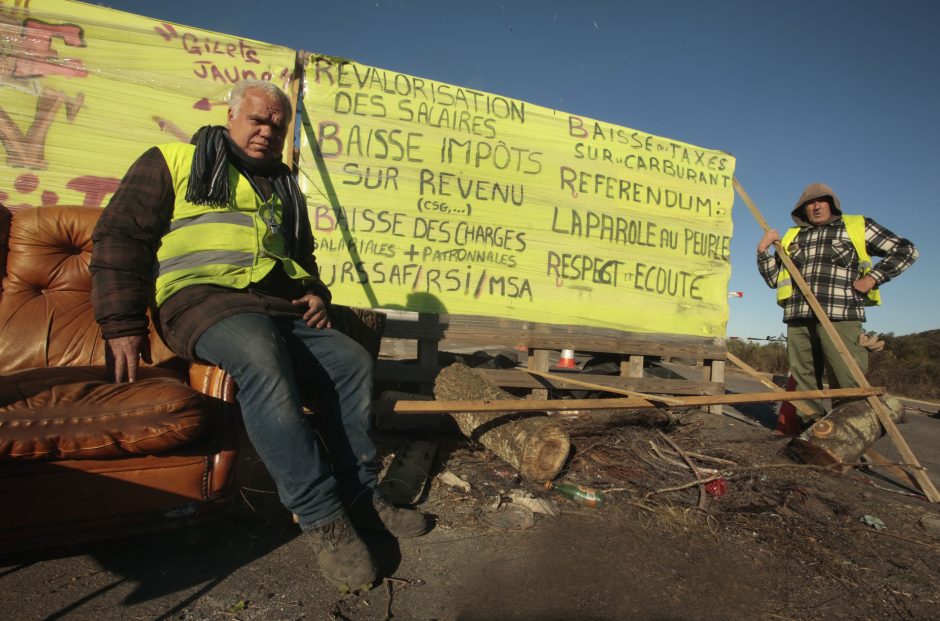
[
  {"left": 561, "top": 408, "right": 676, "bottom": 436},
  {"left": 434, "top": 362, "right": 570, "bottom": 483},
  {"left": 789, "top": 395, "right": 906, "bottom": 470}
]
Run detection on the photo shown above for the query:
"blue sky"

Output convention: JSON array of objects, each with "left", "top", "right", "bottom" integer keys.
[{"left": 98, "top": 0, "right": 939, "bottom": 339}]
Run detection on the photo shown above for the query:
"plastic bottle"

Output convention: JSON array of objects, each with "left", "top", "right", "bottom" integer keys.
[{"left": 550, "top": 482, "right": 605, "bottom": 508}]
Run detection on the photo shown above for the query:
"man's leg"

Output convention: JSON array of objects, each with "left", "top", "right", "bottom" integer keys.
[
  {"left": 280, "top": 320, "right": 379, "bottom": 501},
  {"left": 283, "top": 318, "right": 431, "bottom": 538},
  {"left": 786, "top": 321, "right": 826, "bottom": 420},
  {"left": 820, "top": 320, "right": 867, "bottom": 408},
  {"left": 195, "top": 313, "right": 378, "bottom": 589},
  {"left": 196, "top": 313, "right": 343, "bottom": 526}
]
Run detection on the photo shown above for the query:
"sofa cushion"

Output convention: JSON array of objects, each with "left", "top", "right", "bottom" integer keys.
[{"left": 0, "top": 366, "right": 208, "bottom": 461}]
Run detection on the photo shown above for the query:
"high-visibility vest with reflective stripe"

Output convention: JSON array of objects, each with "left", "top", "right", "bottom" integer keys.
[
  {"left": 776, "top": 214, "right": 881, "bottom": 307},
  {"left": 154, "top": 143, "right": 312, "bottom": 306}
]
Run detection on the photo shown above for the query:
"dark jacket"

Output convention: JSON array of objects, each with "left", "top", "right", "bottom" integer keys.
[{"left": 91, "top": 146, "right": 331, "bottom": 360}]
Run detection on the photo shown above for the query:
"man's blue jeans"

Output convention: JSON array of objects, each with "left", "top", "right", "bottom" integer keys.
[{"left": 195, "top": 313, "right": 379, "bottom": 530}]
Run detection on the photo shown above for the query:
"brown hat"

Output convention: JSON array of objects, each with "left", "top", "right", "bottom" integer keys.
[{"left": 791, "top": 182, "right": 842, "bottom": 225}]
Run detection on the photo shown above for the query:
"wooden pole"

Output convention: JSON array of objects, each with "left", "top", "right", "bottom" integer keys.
[
  {"left": 283, "top": 50, "right": 305, "bottom": 170},
  {"left": 733, "top": 177, "right": 940, "bottom": 502},
  {"left": 382, "top": 386, "right": 884, "bottom": 415},
  {"left": 518, "top": 366, "right": 687, "bottom": 405},
  {"left": 862, "top": 447, "right": 922, "bottom": 492}
]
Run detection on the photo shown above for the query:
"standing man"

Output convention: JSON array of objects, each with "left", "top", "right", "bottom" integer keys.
[
  {"left": 91, "top": 80, "right": 430, "bottom": 591},
  {"left": 757, "top": 182, "right": 917, "bottom": 428}
]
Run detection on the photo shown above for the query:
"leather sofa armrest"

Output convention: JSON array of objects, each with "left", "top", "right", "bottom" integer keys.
[
  {"left": 189, "top": 362, "right": 237, "bottom": 403},
  {"left": 189, "top": 362, "right": 240, "bottom": 498}
]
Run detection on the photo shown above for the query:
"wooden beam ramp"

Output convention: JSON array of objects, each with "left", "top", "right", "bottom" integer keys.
[{"left": 376, "top": 386, "right": 884, "bottom": 415}]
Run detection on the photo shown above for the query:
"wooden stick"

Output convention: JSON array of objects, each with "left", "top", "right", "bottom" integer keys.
[
  {"left": 862, "top": 447, "right": 922, "bottom": 492},
  {"left": 381, "top": 386, "right": 884, "bottom": 414},
  {"left": 859, "top": 527, "right": 940, "bottom": 552},
  {"left": 725, "top": 351, "right": 816, "bottom": 417},
  {"left": 283, "top": 50, "right": 304, "bottom": 169},
  {"left": 656, "top": 431, "right": 708, "bottom": 510},
  {"left": 642, "top": 463, "right": 837, "bottom": 497},
  {"left": 649, "top": 441, "right": 719, "bottom": 474},
  {"left": 518, "top": 366, "right": 687, "bottom": 405},
  {"left": 734, "top": 178, "right": 940, "bottom": 502}
]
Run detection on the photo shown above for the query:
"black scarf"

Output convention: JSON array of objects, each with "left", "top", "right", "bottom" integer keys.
[{"left": 185, "top": 125, "right": 313, "bottom": 261}]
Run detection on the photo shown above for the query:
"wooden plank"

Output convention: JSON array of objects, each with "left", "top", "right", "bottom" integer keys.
[
  {"left": 706, "top": 359, "right": 725, "bottom": 415},
  {"left": 381, "top": 386, "right": 885, "bottom": 415},
  {"left": 382, "top": 314, "right": 726, "bottom": 359},
  {"left": 478, "top": 369, "right": 722, "bottom": 395},
  {"left": 528, "top": 348, "right": 550, "bottom": 399},
  {"left": 735, "top": 178, "right": 940, "bottom": 502},
  {"left": 519, "top": 367, "right": 687, "bottom": 405},
  {"left": 374, "top": 362, "right": 721, "bottom": 395},
  {"left": 461, "top": 334, "right": 721, "bottom": 358},
  {"left": 626, "top": 354, "right": 644, "bottom": 378}
]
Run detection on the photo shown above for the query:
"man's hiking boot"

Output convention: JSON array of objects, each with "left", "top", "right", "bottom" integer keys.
[
  {"left": 348, "top": 492, "right": 432, "bottom": 538},
  {"left": 304, "top": 513, "right": 378, "bottom": 591}
]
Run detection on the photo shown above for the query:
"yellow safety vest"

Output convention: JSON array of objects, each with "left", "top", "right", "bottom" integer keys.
[
  {"left": 154, "top": 143, "right": 312, "bottom": 306},
  {"left": 776, "top": 214, "right": 881, "bottom": 307}
]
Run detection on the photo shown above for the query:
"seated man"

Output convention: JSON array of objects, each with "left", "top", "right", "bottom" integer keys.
[{"left": 90, "top": 79, "right": 430, "bottom": 590}]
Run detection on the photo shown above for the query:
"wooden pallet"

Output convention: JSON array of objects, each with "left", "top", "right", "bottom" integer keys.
[{"left": 375, "top": 312, "right": 727, "bottom": 412}]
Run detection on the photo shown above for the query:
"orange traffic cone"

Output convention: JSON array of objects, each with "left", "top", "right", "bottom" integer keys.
[{"left": 556, "top": 349, "right": 577, "bottom": 369}]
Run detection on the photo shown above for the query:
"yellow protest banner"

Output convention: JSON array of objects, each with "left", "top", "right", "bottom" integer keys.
[
  {"left": 0, "top": 0, "right": 295, "bottom": 211},
  {"left": 299, "top": 56, "right": 735, "bottom": 337}
]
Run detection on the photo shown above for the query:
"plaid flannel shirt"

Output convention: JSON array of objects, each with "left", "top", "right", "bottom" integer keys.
[{"left": 757, "top": 216, "right": 918, "bottom": 323}]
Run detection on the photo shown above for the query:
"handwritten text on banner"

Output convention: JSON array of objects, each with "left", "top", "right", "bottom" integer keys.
[
  {"left": 299, "top": 56, "right": 736, "bottom": 337},
  {"left": 0, "top": 0, "right": 295, "bottom": 212}
]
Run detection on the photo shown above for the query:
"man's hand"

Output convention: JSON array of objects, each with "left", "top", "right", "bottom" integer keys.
[
  {"left": 858, "top": 332, "right": 885, "bottom": 352},
  {"left": 292, "top": 293, "right": 332, "bottom": 329},
  {"left": 853, "top": 274, "right": 877, "bottom": 294},
  {"left": 757, "top": 229, "right": 781, "bottom": 254},
  {"left": 106, "top": 335, "right": 151, "bottom": 383}
]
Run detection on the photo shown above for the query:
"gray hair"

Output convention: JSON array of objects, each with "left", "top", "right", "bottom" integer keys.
[{"left": 228, "top": 80, "right": 292, "bottom": 117}]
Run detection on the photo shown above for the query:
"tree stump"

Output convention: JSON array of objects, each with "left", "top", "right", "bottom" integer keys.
[
  {"left": 789, "top": 395, "right": 906, "bottom": 470},
  {"left": 434, "top": 362, "right": 570, "bottom": 483}
]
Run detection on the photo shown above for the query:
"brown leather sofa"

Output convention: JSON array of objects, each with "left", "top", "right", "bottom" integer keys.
[{"left": 0, "top": 205, "right": 240, "bottom": 554}]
